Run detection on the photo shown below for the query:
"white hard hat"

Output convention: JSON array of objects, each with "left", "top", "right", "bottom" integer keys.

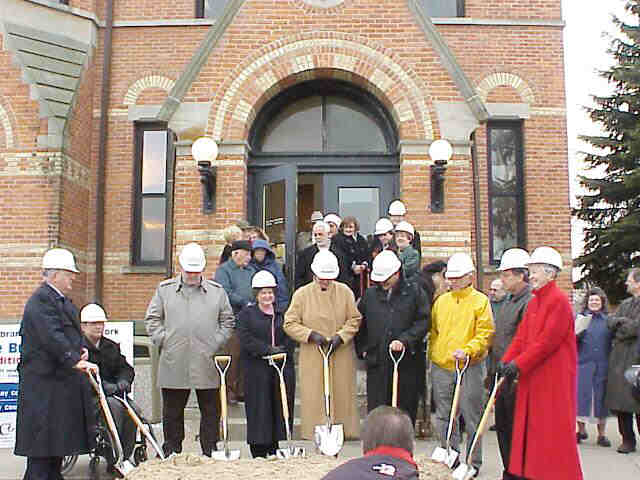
[
  {"left": 310, "top": 211, "right": 324, "bottom": 222},
  {"left": 498, "top": 248, "right": 530, "bottom": 271},
  {"left": 179, "top": 242, "right": 206, "bottom": 272},
  {"left": 324, "top": 214, "right": 342, "bottom": 228},
  {"left": 371, "top": 250, "right": 402, "bottom": 282},
  {"left": 527, "top": 246, "right": 563, "bottom": 270},
  {"left": 394, "top": 221, "right": 415, "bottom": 237},
  {"left": 42, "top": 248, "right": 79, "bottom": 273},
  {"left": 311, "top": 250, "right": 339, "bottom": 280},
  {"left": 445, "top": 253, "right": 475, "bottom": 279},
  {"left": 252, "top": 270, "right": 277, "bottom": 288},
  {"left": 374, "top": 218, "right": 394, "bottom": 235},
  {"left": 80, "top": 303, "right": 108, "bottom": 323},
  {"left": 388, "top": 200, "right": 407, "bottom": 216}
]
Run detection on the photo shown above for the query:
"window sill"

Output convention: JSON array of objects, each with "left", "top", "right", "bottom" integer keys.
[{"left": 122, "top": 265, "right": 167, "bottom": 274}]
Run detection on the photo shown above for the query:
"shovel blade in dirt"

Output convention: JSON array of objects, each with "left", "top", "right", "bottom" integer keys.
[
  {"left": 114, "top": 459, "right": 136, "bottom": 477},
  {"left": 430, "top": 445, "right": 458, "bottom": 467},
  {"left": 314, "top": 423, "right": 344, "bottom": 457},
  {"left": 452, "top": 462, "right": 477, "bottom": 480},
  {"left": 212, "top": 449, "right": 241, "bottom": 461},
  {"left": 276, "top": 446, "right": 306, "bottom": 459}
]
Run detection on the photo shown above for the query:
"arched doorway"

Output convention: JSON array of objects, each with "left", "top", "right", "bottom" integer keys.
[{"left": 248, "top": 79, "right": 399, "bottom": 283}]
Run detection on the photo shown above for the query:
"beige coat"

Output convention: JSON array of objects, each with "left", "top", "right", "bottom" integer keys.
[{"left": 284, "top": 280, "right": 362, "bottom": 440}]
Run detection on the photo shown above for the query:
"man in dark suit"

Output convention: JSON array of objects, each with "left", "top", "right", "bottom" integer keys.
[
  {"left": 295, "top": 221, "right": 348, "bottom": 289},
  {"left": 15, "top": 248, "right": 98, "bottom": 480}
]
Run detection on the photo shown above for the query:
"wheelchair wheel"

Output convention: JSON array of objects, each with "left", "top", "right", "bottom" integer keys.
[
  {"left": 89, "top": 455, "right": 101, "bottom": 480},
  {"left": 133, "top": 444, "right": 148, "bottom": 465},
  {"left": 61, "top": 455, "right": 78, "bottom": 475}
]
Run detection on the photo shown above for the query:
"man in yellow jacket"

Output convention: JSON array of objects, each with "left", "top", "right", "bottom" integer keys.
[{"left": 429, "top": 252, "right": 494, "bottom": 474}]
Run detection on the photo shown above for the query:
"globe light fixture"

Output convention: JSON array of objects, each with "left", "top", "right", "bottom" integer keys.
[
  {"left": 192, "top": 137, "right": 218, "bottom": 214},
  {"left": 428, "top": 139, "right": 453, "bottom": 213}
]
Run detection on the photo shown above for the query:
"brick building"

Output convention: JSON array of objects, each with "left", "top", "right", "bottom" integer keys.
[{"left": 0, "top": 0, "right": 571, "bottom": 327}]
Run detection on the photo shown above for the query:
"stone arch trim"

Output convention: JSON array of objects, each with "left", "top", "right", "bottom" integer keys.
[
  {"left": 476, "top": 72, "right": 535, "bottom": 105},
  {"left": 0, "top": 99, "right": 16, "bottom": 148},
  {"left": 123, "top": 75, "right": 176, "bottom": 106},
  {"left": 208, "top": 31, "right": 435, "bottom": 142}
]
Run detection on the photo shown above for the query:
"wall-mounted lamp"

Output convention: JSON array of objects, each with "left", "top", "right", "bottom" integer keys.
[
  {"left": 192, "top": 137, "right": 218, "bottom": 214},
  {"left": 429, "top": 139, "right": 453, "bottom": 213}
]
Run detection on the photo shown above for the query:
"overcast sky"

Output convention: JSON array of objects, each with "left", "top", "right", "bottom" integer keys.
[{"left": 562, "top": 0, "right": 629, "bottom": 270}]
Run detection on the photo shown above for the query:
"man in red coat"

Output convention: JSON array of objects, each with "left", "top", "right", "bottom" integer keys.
[{"left": 500, "top": 246, "right": 583, "bottom": 480}]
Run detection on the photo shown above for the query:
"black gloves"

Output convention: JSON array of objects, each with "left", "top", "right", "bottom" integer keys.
[
  {"left": 102, "top": 381, "right": 118, "bottom": 396},
  {"left": 117, "top": 380, "right": 131, "bottom": 393},
  {"left": 309, "top": 331, "right": 329, "bottom": 347},
  {"left": 328, "top": 334, "right": 343, "bottom": 353},
  {"left": 267, "top": 345, "right": 287, "bottom": 355},
  {"left": 498, "top": 361, "right": 519, "bottom": 382}
]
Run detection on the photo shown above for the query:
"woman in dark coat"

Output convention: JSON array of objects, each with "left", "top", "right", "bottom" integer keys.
[
  {"left": 236, "top": 270, "right": 296, "bottom": 458},
  {"left": 250, "top": 238, "right": 290, "bottom": 311},
  {"left": 606, "top": 268, "right": 640, "bottom": 454},
  {"left": 356, "top": 251, "right": 430, "bottom": 425},
  {"left": 331, "top": 216, "right": 370, "bottom": 298},
  {"left": 576, "top": 287, "right": 613, "bottom": 446}
]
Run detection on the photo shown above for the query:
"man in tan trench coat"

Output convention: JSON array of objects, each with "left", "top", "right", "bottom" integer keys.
[{"left": 284, "top": 250, "right": 362, "bottom": 440}]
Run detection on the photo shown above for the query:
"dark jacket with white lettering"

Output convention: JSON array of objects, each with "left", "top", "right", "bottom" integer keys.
[
  {"left": 15, "top": 282, "right": 94, "bottom": 457},
  {"left": 321, "top": 447, "right": 419, "bottom": 480}
]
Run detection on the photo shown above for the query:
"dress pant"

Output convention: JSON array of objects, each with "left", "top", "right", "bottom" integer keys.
[
  {"left": 23, "top": 457, "right": 63, "bottom": 480},
  {"left": 249, "top": 442, "right": 278, "bottom": 458},
  {"left": 495, "top": 380, "right": 517, "bottom": 474},
  {"left": 161, "top": 388, "right": 220, "bottom": 456},
  {"left": 615, "top": 410, "right": 640, "bottom": 446}
]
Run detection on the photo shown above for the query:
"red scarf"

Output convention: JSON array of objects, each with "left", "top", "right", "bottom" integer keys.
[{"left": 364, "top": 446, "right": 417, "bottom": 468}]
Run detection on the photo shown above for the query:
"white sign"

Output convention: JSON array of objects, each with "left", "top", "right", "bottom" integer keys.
[{"left": 0, "top": 322, "right": 134, "bottom": 449}]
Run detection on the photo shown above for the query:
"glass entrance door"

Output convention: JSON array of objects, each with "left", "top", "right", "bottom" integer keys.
[{"left": 250, "top": 165, "right": 297, "bottom": 287}]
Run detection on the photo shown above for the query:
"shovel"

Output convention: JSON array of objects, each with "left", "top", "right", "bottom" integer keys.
[
  {"left": 389, "top": 343, "right": 406, "bottom": 408},
  {"left": 212, "top": 355, "right": 241, "bottom": 461},
  {"left": 313, "top": 344, "right": 344, "bottom": 457},
  {"left": 431, "top": 356, "right": 470, "bottom": 468},
  {"left": 453, "top": 375, "right": 505, "bottom": 480},
  {"left": 264, "top": 352, "right": 306, "bottom": 459},
  {"left": 86, "top": 370, "right": 135, "bottom": 477},
  {"left": 113, "top": 393, "right": 165, "bottom": 460}
]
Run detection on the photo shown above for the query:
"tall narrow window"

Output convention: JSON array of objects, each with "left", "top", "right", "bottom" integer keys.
[
  {"left": 133, "top": 123, "right": 175, "bottom": 266},
  {"left": 419, "top": 0, "right": 465, "bottom": 17},
  {"left": 487, "top": 122, "right": 525, "bottom": 264},
  {"left": 195, "top": 0, "right": 230, "bottom": 18}
]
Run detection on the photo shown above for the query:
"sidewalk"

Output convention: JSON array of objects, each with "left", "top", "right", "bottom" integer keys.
[{"left": 1, "top": 417, "right": 639, "bottom": 480}]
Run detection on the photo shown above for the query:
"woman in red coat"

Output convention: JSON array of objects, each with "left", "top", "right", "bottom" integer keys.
[{"left": 500, "top": 247, "right": 583, "bottom": 480}]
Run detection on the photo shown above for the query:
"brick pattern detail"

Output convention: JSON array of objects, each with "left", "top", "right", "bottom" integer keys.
[
  {"left": 0, "top": 100, "right": 15, "bottom": 148},
  {"left": 0, "top": 152, "right": 90, "bottom": 189},
  {"left": 123, "top": 75, "right": 175, "bottom": 105},
  {"left": 291, "top": 0, "right": 350, "bottom": 14},
  {"left": 209, "top": 31, "right": 435, "bottom": 142},
  {"left": 476, "top": 72, "right": 535, "bottom": 104}
]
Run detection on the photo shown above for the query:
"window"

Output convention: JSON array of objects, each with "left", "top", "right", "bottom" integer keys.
[
  {"left": 132, "top": 123, "right": 175, "bottom": 266},
  {"left": 419, "top": 0, "right": 465, "bottom": 17},
  {"left": 195, "top": 0, "right": 230, "bottom": 18},
  {"left": 487, "top": 122, "right": 525, "bottom": 264}
]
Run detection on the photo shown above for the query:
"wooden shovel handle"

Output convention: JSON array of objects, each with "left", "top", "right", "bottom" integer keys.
[
  {"left": 466, "top": 377, "right": 505, "bottom": 462},
  {"left": 268, "top": 352, "right": 287, "bottom": 361},
  {"left": 279, "top": 372, "right": 290, "bottom": 424}
]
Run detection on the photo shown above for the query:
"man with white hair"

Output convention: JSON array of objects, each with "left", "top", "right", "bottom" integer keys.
[
  {"left": 284, "top": 250, "right": 362, "bottom": 440},
  {"left": 500, "top": 246, "right": 583, "bottom": 479},
  {"left": 295, "top": 221, "right": 347, "bottom": 289},
  {"left": 145, "top": 242, "right": 234, "bottom": 457},
  {"left": 429, "top": 252, "right": 494, "bottom": 474}
]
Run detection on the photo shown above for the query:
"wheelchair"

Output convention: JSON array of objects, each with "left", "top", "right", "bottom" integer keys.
[{"left": 61, "top": 394, "right": 158, "bottom": 479}]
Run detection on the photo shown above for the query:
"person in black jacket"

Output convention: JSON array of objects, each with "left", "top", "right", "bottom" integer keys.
[
  {"left": 80, "top": 303, "right": 137, "bottom": 465},
  {"left": 15, "top": 248, "right": 98, "bottom": 480},
  {"left": 295, "top": 221, "right": 349, "bottom": 289},
  {"left": 236, "top": 271, "right": 296, "bottom": 458},
  {"left": 322, "top": 406, "right": 418, "bottom": 480},
  {"left": 331, "top": 216, "right": 369, "bottom": 298},
  {"left": 356, "top": 251, "right": 430, "bottom": 425}
]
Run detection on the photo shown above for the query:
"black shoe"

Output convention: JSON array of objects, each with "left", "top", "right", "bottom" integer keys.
[
  {"left": 489, "top": 424, "right": 497, "bottom": 431},
  {"left": 617, "top": 442, "right": 636, "bottom": 454},
  {"left": 597, "top": 436, "right": 611, "bottom": 447},
  {"left": 576, "top": 432, "right": 587, "bottom": 443}
]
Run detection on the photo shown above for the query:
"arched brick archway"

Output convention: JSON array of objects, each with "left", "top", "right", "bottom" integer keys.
[{"left": 207, "top": 31, "right": 436, "bottom": 143}]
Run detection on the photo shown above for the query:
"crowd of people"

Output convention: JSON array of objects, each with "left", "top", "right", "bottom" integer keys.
[{"left": 13, "top": 199, "right": 640, "bottom": 480}]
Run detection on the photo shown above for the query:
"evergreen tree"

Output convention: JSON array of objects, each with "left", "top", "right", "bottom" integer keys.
[{"left": 574, "top": 0, "right": 640, "bottom": 303}]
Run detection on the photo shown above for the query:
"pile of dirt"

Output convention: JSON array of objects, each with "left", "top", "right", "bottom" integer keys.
[{"left": 125, "top": 453, "right": 453, "bottom": 479}]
